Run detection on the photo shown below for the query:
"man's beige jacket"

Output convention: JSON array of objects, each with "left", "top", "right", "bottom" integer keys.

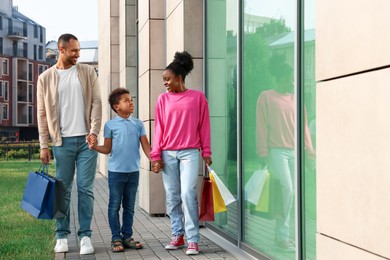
[{"left": 37, "top": 63, "right": 102, "bottom": 149}]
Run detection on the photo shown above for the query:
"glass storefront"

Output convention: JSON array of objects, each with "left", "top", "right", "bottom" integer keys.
[
  {"left": 242, "top": 0, "right": 298, "bottom": 257},
  {"left": 302, "top": 0, "right": 316, "bottom": 259},
  {"left": 206, "top": 0, "right": 239, "bottom": 239},
  {"left": 206, "top": 0, "right": 316, "bottom": 259}
]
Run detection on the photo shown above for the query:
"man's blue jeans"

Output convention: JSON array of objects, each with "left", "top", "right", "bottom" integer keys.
[
  {"left": 53, "top": 136, "right": 98, "bottom": 239},
  {"left": 162, "top": 149, "right": 200, "bottom": 243},
  {"left": 108, "top": 171, "right": 140, "bottom": 241}
]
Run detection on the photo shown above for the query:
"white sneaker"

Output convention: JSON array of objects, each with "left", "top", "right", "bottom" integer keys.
[
  {"left": 54, "top": 238, "right": 69, "bottom": 253},
  {"left": 79, "top": 236, "right": 94, "bottom": 255}
]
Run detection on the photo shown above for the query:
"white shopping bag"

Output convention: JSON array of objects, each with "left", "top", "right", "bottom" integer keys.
[
  {"left": 244, "top": 167, "right": 269, "bottom": 205},
  {"left": 207, "top": 166, "right": 236, "bottom": 208}
]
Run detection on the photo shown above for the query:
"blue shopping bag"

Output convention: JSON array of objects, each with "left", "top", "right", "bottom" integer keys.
[{"left": 20, "top": 164, "right": 66, "bottom": 219}]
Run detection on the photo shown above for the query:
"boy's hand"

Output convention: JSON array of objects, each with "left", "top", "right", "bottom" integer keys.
[{"left": 151, "top": 160, "right": 164, "bottom": 173}]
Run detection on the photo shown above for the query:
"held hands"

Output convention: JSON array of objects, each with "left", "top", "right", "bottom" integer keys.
[
  {"left": 151, "top": 160, "right": 164, "bottom": 173},
  {"left": 86, "top": 134, "right": 97, "bottom": 149}
]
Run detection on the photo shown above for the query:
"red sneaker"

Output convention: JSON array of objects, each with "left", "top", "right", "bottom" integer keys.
[
  {"left": 165, "top": 235, "right": 185, "bottom": 250},
  {"left": 186, "top": 242, "right": 199, "bottom": 255}
]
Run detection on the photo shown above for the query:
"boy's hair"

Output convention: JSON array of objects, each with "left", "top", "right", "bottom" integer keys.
[{"left": 108, "top": 88, "right": 130, "bottom": 112}]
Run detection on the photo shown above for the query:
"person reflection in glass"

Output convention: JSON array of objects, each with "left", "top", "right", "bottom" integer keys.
[{"left": 256, "top": 58, "right": 315, "bottom": 251}]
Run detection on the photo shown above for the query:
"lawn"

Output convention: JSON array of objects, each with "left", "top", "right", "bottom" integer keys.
[{"left": 0, "top": 161, "right": 56, "bottom": 259}]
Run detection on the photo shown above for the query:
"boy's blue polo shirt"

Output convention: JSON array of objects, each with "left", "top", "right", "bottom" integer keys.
[{"left": 104, "top": 115, "right": 146, "bottom": 173}]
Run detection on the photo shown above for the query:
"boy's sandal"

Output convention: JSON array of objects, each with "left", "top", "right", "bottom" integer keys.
[
  {"left": 123, "top": 237, "right": 143, "bottom": 249},
  {"left": 111, "top": 239, "right": 124, "bottom": 252}
]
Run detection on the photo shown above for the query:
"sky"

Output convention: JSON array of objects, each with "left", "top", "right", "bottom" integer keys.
[{"left": 12, "top": 0, "right": 98, "bottom": 42}]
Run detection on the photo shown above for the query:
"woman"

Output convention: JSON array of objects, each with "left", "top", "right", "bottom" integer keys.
[{"left": 150, "top": 51, "right": 212, "bottom": 255}]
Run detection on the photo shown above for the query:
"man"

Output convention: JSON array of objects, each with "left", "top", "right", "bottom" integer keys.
[{"left": 37, "top": 33, "right": 102, "bottom": 255}]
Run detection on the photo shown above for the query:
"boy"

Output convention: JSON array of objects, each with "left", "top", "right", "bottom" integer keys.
[{"left": 89, "top": 88, "right": 151, "bottom": 252}]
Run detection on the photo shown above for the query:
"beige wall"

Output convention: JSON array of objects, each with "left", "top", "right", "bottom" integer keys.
[
  {"left": 316, "top": 0, "right": 390, "bottom": 259},
  {"left": 97, "top": 0, "right": 113, "bottom": 176},
  {"left": 138, "top": 0, "right": 166, "bottom": 214},
  {"left": 98, "top": 0, "right": 204, "bottom": 214},
  {"left": 97, "top": 0, "right": 137, "bottom": 176}
]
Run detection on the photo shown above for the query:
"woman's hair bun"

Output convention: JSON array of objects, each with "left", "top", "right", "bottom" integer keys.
[{"left": 173, "top": 51, "right": 194, "bottom": 75}]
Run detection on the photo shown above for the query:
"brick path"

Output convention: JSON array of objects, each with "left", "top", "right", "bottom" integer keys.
[{"left": 55, "top": 172, "right": 255, "bottom": 260}]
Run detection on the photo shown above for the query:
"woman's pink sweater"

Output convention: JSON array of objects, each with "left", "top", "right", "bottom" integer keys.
[{"left": 150, "top": 89, "right": 212, "bottom": 161}]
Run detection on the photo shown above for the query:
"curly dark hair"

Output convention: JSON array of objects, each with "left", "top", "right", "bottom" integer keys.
[
  {"left": 108, "top": 88, "right": 130, "bottom": 112},
  {"left": 165, "top": 51, "right": 194, "bottom": 81}
]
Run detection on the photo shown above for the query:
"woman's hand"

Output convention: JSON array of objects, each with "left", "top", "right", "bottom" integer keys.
[
  {"left": 151, "top": 160, "right": 164, "bottom": 173},
  {"left": 203, "top": 156, "right": 212, "bottom": 166}
]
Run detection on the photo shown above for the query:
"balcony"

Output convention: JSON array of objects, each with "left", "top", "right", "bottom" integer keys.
[{"left": 8, "top": 28, "right": 28, "bottom": 41}]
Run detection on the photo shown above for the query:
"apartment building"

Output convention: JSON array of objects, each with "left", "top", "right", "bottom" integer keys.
[{"left": 0, "top": 0, "right": 48, "bottom": 142}]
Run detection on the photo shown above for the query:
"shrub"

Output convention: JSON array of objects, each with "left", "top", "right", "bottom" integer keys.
[{"left": 7, "top": 149, "right": 29, "bottom": 159}]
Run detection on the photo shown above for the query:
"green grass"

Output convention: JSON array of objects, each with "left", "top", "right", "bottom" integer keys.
[{"left": 0, "top": 161, "right": 56, "bottom": 260}]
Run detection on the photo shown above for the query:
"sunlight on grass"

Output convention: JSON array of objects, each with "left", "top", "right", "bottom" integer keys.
[{"left": 0, "top": 161, "right": 56, "bottom": 259}]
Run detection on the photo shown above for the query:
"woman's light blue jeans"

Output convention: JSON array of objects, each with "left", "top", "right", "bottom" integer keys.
[
  {"left": 269, "top": 148, "right": 295, "bottom": 242},
  {"left": 53, "top": 136, "right": 98, "bottom": 239},
  {"left": 108, "top": 171, "right": 139, "bottom": 241},
  {"left": 162, "top": 149, "right": 200, "bottom": 243}
]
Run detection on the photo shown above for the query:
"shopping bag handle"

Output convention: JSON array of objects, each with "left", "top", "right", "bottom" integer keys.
[
  {"left": 204, "top": 165, "right": 210, "bottom": 179},
  {"left": 38, "top": 163, "right": 49, "bottom": 176}
]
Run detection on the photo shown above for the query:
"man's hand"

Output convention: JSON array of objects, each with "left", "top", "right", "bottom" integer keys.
[{"left": 40, "top": 148, "right": 51, "bottom": 164}]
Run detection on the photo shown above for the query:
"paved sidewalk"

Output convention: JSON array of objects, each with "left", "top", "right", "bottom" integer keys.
[{"left": 55, "top": 172, "right": 242, "bottom": 260}]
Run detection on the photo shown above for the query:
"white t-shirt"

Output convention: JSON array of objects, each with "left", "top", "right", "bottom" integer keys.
[{"left": 56, "top": 65, "right": 87, "bottom": 137}]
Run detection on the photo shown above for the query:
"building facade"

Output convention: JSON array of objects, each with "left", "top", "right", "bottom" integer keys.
[
  {"left": 0, "top": 0, "right": 48, "bottom": 142},
  {"left": 98, "top": 0, "right": 388, "bottom": 259}
]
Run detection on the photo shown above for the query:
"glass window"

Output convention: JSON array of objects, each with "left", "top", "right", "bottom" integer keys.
[
  {"left": 28, "top": 84, "right": 33, "bottom": 102},
  {"left": 23, "top": 43, "right": 28, "bottom": 58},
  {"left": 38, "top": 65, "right": 47, "bottom": 74},
  {"left": 0, "top": 37, "right": 3, "bottom": 55},
  {"left": 17, "top": 82, "right": 28, "bottom": 102},
  {"left": 302, "top": 0, "right": 316, "bottom": 259},
  {"left": 28, "top": 105, "right": 33, "bottom": 124},
  {"left": 28, "top": 63, "right": 33, "bottom": 81},
  {"left": 0, "top": 16, "right": 3, "bottom": 30},
  {"left": 40, "top": 27, "right": 43, "bottom": 43},
  {"left": 17, "top": 104, "right": 27, "bottom": 124},
  {"left": 3, "top": 104, "right": 8, "bottom": 120},
  {"left": 0, "top": 81, "right": 2, "bottom": 97},
  {"left": 206, "top": 0, "right": 239, "bottom": 238},
  {"left": 242, "top": 0, "right": 298, "bottom": 258},
  {"left": 38, "top": 46, "right": 43, "bottom": 60},
  {"left": 3, "top": 59, "right": 8, "bottom": 75},
  {"left": 4, "top": 81, "right": 8, "bottom": 101},
  {"left": 34, "top": 25, "right": 38, "bottom": 38}
]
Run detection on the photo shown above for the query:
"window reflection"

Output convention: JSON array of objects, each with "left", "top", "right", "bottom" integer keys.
[{"left": 242, "top": 0, "right": 299, "bottom": 257}]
